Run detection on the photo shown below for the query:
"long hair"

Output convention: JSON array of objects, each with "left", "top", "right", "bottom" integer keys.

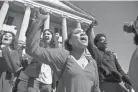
[
  {"left": 0, "top": 31, "right": 17, "bottom": 50},
  {"left": 41, "top": 29, "right": 58, "bottom": 48}
]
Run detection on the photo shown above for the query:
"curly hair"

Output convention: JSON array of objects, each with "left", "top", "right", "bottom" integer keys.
[
  {"left": 65, "top": 31, "right": 73, "bottom": 51},
  {"left": 0, "top": 31, "right": 17, "bottom": 49},
  {"left": 94, "top": 33, "right": 106, "bottom": 46},
  {"left": 134, "top": 34, "right": 138, "bottom": 45},
  {"left": 41, "top": 29, "right": 58, "bottom": 48}
]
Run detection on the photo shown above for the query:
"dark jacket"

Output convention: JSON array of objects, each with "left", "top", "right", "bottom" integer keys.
[{"left": 87, "top": 45, "right": 132, "bottom": 85}]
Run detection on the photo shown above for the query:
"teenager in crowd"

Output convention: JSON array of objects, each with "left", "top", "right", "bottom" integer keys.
[
  {"left": 27, "top": 29, "right": 58, "bottom": 92},
  {"left": 16, "top": 30, "right": 58, "bottom": 92},
  {"left": 0, "top": 30, "right": 22, "bottom": 92},
  {"left": 25, "top": 8, "right": 100, "bottom": 92},
  {"left": 86, "top": 22, "right": 132, "bottom": 92}
]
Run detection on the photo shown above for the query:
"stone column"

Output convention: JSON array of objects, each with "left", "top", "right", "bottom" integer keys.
[
  {"left": 62, "top": 15, "right": 68, "bottom": 47},
  {"left": 44, "top": 12, "right": 50, "bottom": 30},
  {"left": 18, "top": 6, "right": 31, "bottom": 42},
  {"left": 0, "top": 1, "right": 9, "bottom": 30},
  {"left": 76, "top": 19, "right": 81, "bottom": 29}
]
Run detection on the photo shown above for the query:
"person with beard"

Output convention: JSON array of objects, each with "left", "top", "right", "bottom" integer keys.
[
  {"left": 25, "top": 8, "right": 100, "bottom": 92},
  {"left": 86, "top": 24, "right": 132, "bottom": 92},
  {"left": 0, "top": 31, "right": 22, "bottom": 92}
]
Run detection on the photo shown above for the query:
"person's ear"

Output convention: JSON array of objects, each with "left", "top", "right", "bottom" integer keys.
[{"left": 69, "top": 39, "right": 72, "bottom": 45}]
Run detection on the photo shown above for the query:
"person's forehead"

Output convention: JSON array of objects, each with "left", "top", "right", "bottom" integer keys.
[
  {"left": 72, "top": 28, "right": 84, "bottom": 33},
  {"left": 44, "top": 31, "right": 51, "bottom": 33},
  {"left": 5, "top": 32, "right": 12, "bottom": 35},
  {"left": 99, "top": 36, "right": 106, "bottom": 40},
  {"left": 44, "top": 31, "right": 52, "bottom": 36}
]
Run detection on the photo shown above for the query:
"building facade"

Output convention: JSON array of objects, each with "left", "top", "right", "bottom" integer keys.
[{"left": 0, "top": 0, "right": 95, "bottom": 47}]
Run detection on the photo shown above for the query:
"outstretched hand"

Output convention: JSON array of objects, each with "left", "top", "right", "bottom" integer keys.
[{"left": 31, "top": 8, "right": 48, "bottom": 22}]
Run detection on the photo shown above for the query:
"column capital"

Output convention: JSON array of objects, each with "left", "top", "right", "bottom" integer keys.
[
  {"left": 44, "top": 8, "right": 52, "bottom": 14},
  {"left": 24, "top": 3, "right": 34, "bottom": 8},
  {"left": 76, "top": 19, "right": 83, "bottom": 23},
  {"left": 62, "top": 14, "right": 68, "bottom": 19},
  {"left": 4, "top": 1, "right": 9, "bottom": 4}
]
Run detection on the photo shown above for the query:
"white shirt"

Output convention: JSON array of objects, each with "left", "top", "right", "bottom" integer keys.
[{"left": 36, "top": 64, "right": 52, "bottom": 84}]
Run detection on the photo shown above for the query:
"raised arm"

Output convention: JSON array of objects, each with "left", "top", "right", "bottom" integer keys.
[
  {"left": 25, "top": 15, "right": 46, "bottom": 63},
  {"left": 25, "top": 8, "right": 69, "bottom": 71},
  {"left": 113, "top": 53, "right": 132, "bottom": 85},
  {"left": 86, "top": 22, "right": 96, "bottom": 48},
  {"left": 86, "top": 21, "right": 101, "bottom": 61}
]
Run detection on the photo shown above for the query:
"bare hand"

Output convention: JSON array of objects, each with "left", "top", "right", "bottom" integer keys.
[
  {"left": 90, "top": 20, "right": 98, "bottom": 28},
  {"left": 123, "top": 22, "right": 136, "bottom": 34},
  {"left": 31, "top": 8, "right": 48, "bottom": 21}
]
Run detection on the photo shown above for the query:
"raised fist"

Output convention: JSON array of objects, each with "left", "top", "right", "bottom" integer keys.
[
  {"left": 90, "top": 20, "right": 98, "bottom": 28},
  {"left": 123, "top": 22, "right": 136, "bottom": 34},
  {"left": 123, "top": 16, "right": 138, "bottom": 34},
  {"left": 31, "top": 8, "right": 48, "bottom": 21}
]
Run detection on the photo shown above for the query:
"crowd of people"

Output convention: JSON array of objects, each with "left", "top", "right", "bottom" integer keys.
[{"left": 0, "top": 8, "right": 137, "bottom": 92}]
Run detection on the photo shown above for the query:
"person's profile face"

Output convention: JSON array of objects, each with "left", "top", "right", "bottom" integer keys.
[{"left": 96, "top": 36, "right": 107, "bottom": 49}]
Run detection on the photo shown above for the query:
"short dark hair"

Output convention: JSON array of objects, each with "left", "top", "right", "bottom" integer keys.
[
  {"left": 94, "top": 33, "right": 106, "bottom": 46},
  {"left": 134, "top": 34, "right": 138, "bottom": 45}
]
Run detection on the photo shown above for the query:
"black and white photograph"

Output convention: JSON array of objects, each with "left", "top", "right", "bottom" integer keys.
[{"left": 0, "top": 0, "right": 137, "bottom": 92}]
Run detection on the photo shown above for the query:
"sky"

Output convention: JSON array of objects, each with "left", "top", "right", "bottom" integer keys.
[{"left": 71, "top": 1, "right": 138, "bottom": 72}]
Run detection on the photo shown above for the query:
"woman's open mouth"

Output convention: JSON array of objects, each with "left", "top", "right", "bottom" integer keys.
[
  {"left": 45, "top": 36, "right": 49, "bottom": 40},
  {"left": 4, "top": 38, "right": 8, "bottom": 41},
  {"left": 80, "top": 36, "right": 87, "bottom": 41}
]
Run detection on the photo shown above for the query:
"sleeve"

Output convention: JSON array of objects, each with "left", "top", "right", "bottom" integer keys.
[
  {"left": 2, "top": 46, "right": 22, "bottom": 73},
  {"left": 25, "top": 19, "right": 69, "bottom": 71},
  {"left": 87, "top": 46, "right": 101, "bottom": 64},
  {"left": 129, "top": 47, "right": 138, "bottom": 90},
  {"left": 114, "top": 54, "right": 132, "bottom": 85},
  {"left": 86, "top": 27, "right": 101, "bottom": 64},
  {"left": 93, "top": 60, "right": 101, "bottom": 92}
]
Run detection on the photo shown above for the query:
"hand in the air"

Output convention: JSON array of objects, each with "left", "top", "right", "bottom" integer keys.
[
  {"left": 90, "top": 20, "right": 98, "bottom": 28},
  {"left": 123, "top": 16, "right": 138, "bottom": 34},
  {"left": 32, "top": 8, "right": 48, "bottom": 22}
]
